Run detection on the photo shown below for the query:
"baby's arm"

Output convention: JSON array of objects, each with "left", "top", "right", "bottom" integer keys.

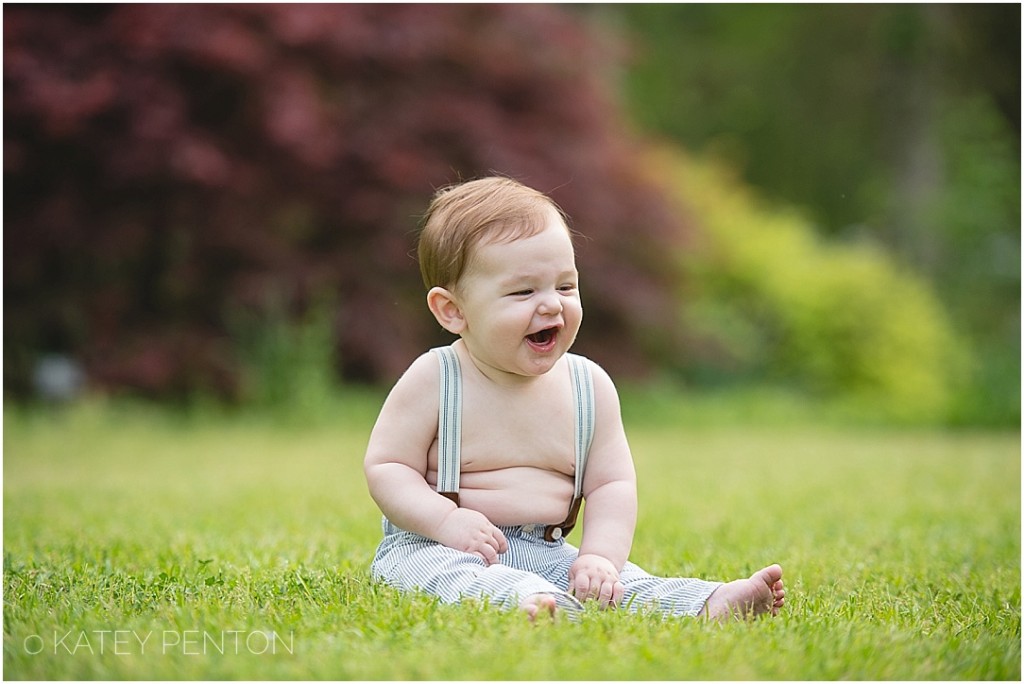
[
  {"left": 569, "top": 361, "right": 638, "bottom": 606},
  {"left": 363, "top": 352, "right": 508, "bottom": 564}
]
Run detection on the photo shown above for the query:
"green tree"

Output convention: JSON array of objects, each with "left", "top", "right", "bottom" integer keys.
[{"left": 614, "top": 3, "right": 1019, "bottom": 424}]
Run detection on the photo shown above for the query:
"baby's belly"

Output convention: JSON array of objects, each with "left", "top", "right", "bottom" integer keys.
[{"left": 427, "top": 467, "right": 576, "bottom": 526}]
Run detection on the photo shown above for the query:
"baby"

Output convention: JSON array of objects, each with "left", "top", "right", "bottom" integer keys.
[{"left": 364, "top": 176, "right": 785, "bottom": 620}]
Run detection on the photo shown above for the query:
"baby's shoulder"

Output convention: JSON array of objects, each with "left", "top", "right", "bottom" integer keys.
[
  {"left": 566, "top": 352, "right": 613, "bottom": 384},
  {"left": 382, "top": 350, "right": 443, "bottom": 406},
  {"left": 397, "top": 349, "right": 443, "bottom": 385},
  {"left": 565, "top": 353, "right": 620, "bottom": 407}
]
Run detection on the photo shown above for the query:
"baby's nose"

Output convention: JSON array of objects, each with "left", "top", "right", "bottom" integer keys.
[{"left": 537, "top": 291, "right": 563, "bottom": 314}]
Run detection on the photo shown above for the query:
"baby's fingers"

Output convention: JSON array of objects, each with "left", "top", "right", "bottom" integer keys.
[
  {"left": 464, "top": 534, "right": 500, "bottom": 565},
  {"left": 598, "top": 580, "right": 624, "bottom": 609},
  {"left": 612, "top": 580, "right": 625, "bottom": 607},
  {"left": 491, "top": 527, "right": 509, "bottom": 554},
  {"left": 596, "top": 579, "right": 616, "bottom": 608},
  {"left": 571, "top": 573, "right": 593, "bottom": 602}
]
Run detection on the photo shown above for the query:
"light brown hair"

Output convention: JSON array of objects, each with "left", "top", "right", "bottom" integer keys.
[{"left": 417, "top": 177, "right": 570, "bottom": 289}]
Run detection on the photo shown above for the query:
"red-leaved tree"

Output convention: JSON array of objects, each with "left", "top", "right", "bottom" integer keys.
[{"left": 5, "top": 4, "right": 691, "bottom": 398}]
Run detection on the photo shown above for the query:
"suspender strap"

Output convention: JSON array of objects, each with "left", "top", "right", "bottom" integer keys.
[
  {"left": 433, "top": 346, "right": 462, "bottom": 506},
  {"left": 431, "top": 345, "right": 595, "bottom": 542},
  {"left": 570, "top": 353, "right": 595, "bottom": 499},
  {"left": 544, "top": 353, "right": 594, "bottom": 541}
]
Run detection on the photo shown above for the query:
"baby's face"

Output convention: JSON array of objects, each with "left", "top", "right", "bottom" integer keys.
[{"left": 454, "top": 208, "right": 582, "bottom": 380}]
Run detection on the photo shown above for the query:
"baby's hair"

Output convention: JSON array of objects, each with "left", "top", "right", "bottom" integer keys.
[{"left": 417, "top": 176, "right": 571, "bottom": 290}]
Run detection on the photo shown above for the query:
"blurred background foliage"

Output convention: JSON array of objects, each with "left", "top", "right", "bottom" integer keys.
[
  {"left": 4, "top": 4, "right": 1019, "bottom": 426},
  {"left": 612, "top": 3, "right": 1019, "bottom": 425},
  {"left": 648, "top": 147, "right": 967, "bottom": 425}
]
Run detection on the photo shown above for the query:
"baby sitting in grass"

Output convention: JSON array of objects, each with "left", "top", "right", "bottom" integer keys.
[{"left": 364, "top": 176, "right": 785, "bottom": 620}]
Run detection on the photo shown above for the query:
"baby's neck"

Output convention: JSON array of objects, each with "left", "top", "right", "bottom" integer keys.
[{"left": 456, "top": 340, "right": 560, "bottom": 388}]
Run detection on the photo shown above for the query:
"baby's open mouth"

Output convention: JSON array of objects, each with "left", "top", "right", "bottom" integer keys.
[{"left": 526, "top": 327, "right": 558, "bottom": 346}]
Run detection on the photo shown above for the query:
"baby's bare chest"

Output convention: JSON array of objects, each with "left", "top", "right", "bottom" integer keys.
[{"left": 429, "top": 384, "right": 577, "bottom": 475}]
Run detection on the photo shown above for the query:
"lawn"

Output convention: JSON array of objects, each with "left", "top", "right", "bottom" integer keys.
[{"left": 3, "top": 395, "right": 1020, "bottom": 679}]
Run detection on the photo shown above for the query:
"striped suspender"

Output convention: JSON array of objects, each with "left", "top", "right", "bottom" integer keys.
[
  {"left": 431, "top": 346, "right": 596, "bottom": 541},
  {"left": 545, "top": 354, "right": 595, "bottom": 541},
  {"left": 569, "top": 353, "right": 596, "bottom": 500},
  {"left": 433, "top": 346, "right": 462, "bottom": 506}
]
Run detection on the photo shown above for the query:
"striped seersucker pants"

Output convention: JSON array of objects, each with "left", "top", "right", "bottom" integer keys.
[{"left": 371, "top": 517, "right": 722, "bottom": 617}]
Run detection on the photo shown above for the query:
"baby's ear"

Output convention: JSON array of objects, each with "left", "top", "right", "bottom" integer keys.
[{"left": 426, "top": 287, "right": 466, "bottom": 334}]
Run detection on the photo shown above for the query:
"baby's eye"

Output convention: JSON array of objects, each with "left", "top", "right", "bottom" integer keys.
[
  {"left": 508, "top": 289, "right": 533, "bottom": 297},
  {"left": 558, "top": 283, "right": 578, "bottom": 292}
]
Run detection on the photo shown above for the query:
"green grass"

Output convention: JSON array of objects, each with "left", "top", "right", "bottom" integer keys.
[{"left": 3, "top": 395, "right": 1020, "bottom": 679}]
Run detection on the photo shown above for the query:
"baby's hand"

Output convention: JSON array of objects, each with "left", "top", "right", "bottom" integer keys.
[
  {"left": 569, "top": 554, "right": 624, "bottom": 608},
  {"left": 434, "top": 508, "right": 508, "bottom": 565}
]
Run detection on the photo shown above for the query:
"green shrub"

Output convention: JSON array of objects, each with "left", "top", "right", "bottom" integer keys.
[
  {"left": 228, "top": 294, "right": 339, "bottom": 423},
  {"left": 650, "top": 149, "right": 968, "bottom": 423}
]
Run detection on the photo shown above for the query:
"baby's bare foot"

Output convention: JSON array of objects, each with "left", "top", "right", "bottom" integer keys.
[
  {"left": 520, "top": 593, "right": 558, "bottom": 622},
  {"left": 699, "top": 564, "right": 785, "bottom": 620}
]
